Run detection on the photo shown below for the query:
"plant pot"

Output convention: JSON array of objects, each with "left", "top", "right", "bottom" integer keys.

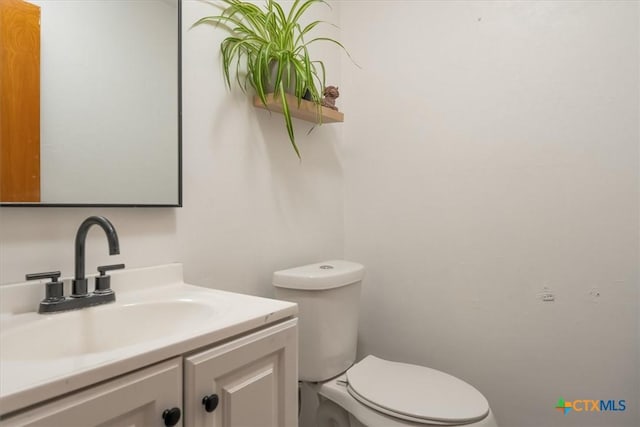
[{"left": 266, "top": 61, "right": 312, "bottom": 101}]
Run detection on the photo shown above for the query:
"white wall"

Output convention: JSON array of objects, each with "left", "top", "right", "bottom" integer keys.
[
  {"left": 0, "top": 0, "right": 344, "bottom": 299},
  {"left": 340, "top": 1, "right": 639, "bottom": 427},
  {"left": 0, "top": 208, "right": 179, "bottom": 285},
  {"left": 177, "top": 0, "right": 344, "bottom": 296}
]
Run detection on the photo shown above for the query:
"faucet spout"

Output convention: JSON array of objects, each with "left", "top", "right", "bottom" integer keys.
[{"left": 72, "top": 216, "right": 120, "bottom": 297}]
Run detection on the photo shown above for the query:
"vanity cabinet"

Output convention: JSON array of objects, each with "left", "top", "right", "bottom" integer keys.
[
  {"left": 184, "top": 318, "right": 298, "bottom": 427},
  {"left": 1, "top": 358, "right": 183, "bottom": 427},
  {"left": 0, "top": 319, "right": 297, "bottom": 427}
]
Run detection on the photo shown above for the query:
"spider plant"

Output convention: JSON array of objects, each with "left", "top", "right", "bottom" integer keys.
[{"left": 193, "top": 0, "right": 349, "bottom": 158}]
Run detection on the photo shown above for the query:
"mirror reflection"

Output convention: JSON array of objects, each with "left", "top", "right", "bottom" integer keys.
[{"left": 0, "top": 0, "right": 181, "bottom": 206}]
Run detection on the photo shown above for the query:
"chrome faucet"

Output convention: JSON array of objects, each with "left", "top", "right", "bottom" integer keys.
[
  {"left": 72, "top": 216, "right": 120, "bottom": 297},
  {"left": 26, "top": 216, "right": 124, "bottom": 313}
]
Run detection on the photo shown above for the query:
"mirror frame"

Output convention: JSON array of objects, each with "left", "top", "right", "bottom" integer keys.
[{"left": 1, "top": 0, "right": 182, "bottom": 208}]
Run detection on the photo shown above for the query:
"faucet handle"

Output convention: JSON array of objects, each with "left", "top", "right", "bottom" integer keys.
[
  {"left": 26, "top": 271, "right": 61, "bottom": 282},
  {"left": 95, "top": 264, "right": 125, "bottom": 294},
  {"left": 97, "top": 264, "right": 125, "bottom": 275},
  {"left": 26, "top": 271, "right": 64, "bottom": 302}
]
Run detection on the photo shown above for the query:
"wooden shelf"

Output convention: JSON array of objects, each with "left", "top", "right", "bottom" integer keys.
[{"left": 253, "top": 93, "right": 344, "bottom": 124}]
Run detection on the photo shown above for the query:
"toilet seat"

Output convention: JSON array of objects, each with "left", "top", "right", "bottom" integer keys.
[{"left": 345, "top": 356, "right": 490, "bottom": 425}]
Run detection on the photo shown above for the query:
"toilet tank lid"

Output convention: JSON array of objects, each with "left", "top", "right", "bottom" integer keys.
[{"left": 273, "top": 260, "right": 365, "bottom": 290}]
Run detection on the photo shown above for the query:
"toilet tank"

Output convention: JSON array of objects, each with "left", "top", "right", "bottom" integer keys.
[{"left": 273, "top": 260, "right": 365, "bottom": 382}]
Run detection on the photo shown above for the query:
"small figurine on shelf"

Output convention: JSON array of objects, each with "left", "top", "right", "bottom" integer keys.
[{"left": 321, "top": 86, "right": 340, "bottom": 111}]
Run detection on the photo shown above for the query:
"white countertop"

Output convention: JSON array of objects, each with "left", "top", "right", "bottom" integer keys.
[{"left": 0, "top": 264, "right": 297, "bottom": 417}]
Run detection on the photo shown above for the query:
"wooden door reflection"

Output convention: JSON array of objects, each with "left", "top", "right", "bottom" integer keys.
[{"left": 0, "top": 0, "right": 40, "bottom": 202}]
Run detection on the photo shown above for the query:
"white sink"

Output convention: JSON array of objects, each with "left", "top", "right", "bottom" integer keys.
[
  {"left": 0, "top": 300, "right": 215, "bottom": 361},
  {"left": 0, "top": 263, "right": 298, "bottom": 417}
]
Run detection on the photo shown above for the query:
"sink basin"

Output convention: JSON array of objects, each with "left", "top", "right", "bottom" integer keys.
[{"left": 0, "top": 300, "right": 215, "bottom": 361}]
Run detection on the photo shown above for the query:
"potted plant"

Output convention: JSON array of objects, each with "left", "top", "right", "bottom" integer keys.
[{"left": 193, "top": 0, "right": 350, "bottom": 158}]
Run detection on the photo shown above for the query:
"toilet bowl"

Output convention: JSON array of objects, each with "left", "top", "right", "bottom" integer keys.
[
  {"left": 273, "top": 261, "right": 498, "bottom": 427},
  {"left": 311, "top": 356, "right": 497, "bottom": 427}
]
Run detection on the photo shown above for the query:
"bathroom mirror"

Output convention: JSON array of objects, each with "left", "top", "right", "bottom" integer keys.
[{"left": 0, "top": 0, "right": 181, "bottom": 207}]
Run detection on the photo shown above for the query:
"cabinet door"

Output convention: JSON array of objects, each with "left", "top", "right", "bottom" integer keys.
[
  {"left": 184, "top": 319, "right": 298, "bottom": 427},
  {"left": 2, "top": 357, "right": 183, "bottom": 427}
]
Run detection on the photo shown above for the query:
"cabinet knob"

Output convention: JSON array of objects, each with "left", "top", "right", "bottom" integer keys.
[
  {"left": 202, "top": 394, "right": 219, "bottom": 413},
  {"left": 162, "top": 407, "right": 181, "bottom": 426}
]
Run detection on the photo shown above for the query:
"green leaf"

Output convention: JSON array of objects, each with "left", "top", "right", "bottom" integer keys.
[{"left": 278, "top": 81, "right": 300, "bottom": 159}]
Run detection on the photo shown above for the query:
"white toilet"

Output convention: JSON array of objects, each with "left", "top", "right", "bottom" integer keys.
[{"left": 273, "top": 260, "right": 498, "bottom": 427}]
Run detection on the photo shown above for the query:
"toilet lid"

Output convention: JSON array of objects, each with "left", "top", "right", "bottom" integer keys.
[{"left": 346, "top": 356, "right": 489, "bottom": 425}]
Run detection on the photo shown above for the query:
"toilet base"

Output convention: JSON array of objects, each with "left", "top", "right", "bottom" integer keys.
[{"left": 317, "top": 398, "right": 366, "bottom": 427}]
